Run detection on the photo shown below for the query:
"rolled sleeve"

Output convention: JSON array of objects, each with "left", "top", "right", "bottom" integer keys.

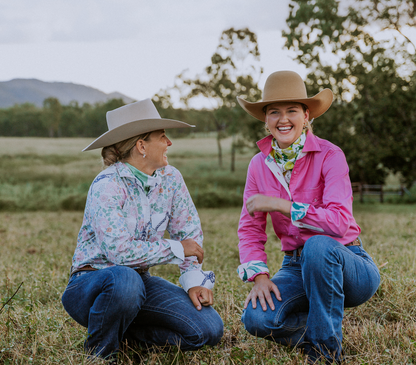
[
  {"left": 293, "top": 150, "right": 356, "bottom": 237},
  {"left": 179, "top": 270, "right": 216, "bottom": 293},
  {"left": 237, "top": 158, "right": 269, "bottom": 281},
  {"left": 237, "top": 260, "right": 269, "bottom": 283}
]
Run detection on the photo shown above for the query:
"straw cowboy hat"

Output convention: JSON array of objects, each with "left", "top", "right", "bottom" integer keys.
[
  {"left": 237, "top": 70, "right": 333, "bottom": 122},
  {"left": 83, "top": 98, "right": 194, "bottom": 151}
]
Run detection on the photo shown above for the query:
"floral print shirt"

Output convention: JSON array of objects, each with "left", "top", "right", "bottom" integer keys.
[{"left": 71, "top": 162, "right": 215, "bottom": 292}]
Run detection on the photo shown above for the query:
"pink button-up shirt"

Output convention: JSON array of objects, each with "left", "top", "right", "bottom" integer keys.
[{"left": 238, "top": 132, "right": 360, "bottom": 280}]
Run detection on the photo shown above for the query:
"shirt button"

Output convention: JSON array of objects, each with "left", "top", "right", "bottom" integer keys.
[{"left": 293, "top": 171, "right": 297, "bottom": 174}]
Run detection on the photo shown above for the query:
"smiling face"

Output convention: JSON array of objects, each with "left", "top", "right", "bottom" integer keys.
[
  {"left": 142, "top": 129, "right": 172, "bottom": 172},
  {"left": 265, "top": 102, "right": 309, "bottom": 149}
]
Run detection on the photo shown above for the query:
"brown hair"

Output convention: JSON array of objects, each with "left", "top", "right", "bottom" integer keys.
[{"left": 101, "top": 132, "right": 152, "bottom": 166}]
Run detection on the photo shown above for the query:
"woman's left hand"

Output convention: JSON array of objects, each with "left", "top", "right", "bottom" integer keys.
[
  {"left": 246, "top": 194, "right": 291, "bottom": 217},
  {"left": 188, "top": 286, "right": 214, "bottom": 310}
]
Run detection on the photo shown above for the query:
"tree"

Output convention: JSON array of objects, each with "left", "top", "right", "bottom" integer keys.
[
  {"left": 174, "top": 27, "right": 263, "bottom": 170},
  {"left": 81, "top": 99, "right": 125, "bottom": 138},
  {"left": 42, "top": 97, "right": 62, "bottom": 137},
  {"left": 283, "top": 0, "right": 416, "bottom": 187},
  {"left": 0, "top": 103, "right": 44, "bottom": 137}
]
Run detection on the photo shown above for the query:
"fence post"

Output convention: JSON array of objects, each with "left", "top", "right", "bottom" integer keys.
[{"left": 359, "top": 183, "right": 363, "bottom": 203}]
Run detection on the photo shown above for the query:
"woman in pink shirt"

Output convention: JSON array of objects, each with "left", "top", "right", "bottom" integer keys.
[{"left": 236, "top": 71, "right": 379, "bottom": 364}]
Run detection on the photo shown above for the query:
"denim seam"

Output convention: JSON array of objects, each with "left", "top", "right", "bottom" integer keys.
[
  {"left": 329, "top": 246, "right": 348, "bottom": 350},
  {"left": 334, "top": 246, "right": 380, "bottom": 305},
  {"left": 140, "top": 305, "right": 205, "bottom": 346},
  {"left": 273, "top": 292, "right": 307, "bottom": 331},
  {"left": 94, "top": 269, "right": 117, "bottom": 349}
]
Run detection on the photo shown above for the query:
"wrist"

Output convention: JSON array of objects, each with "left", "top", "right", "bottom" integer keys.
[
  {"left": 254, "top": 273, "right": 269, "bottom": 283},
  {"left": 274, "top": 198, "right": 291, "bottom": 216}
]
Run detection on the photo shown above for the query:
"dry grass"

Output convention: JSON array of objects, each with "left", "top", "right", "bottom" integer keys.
[
  {"left": 0, "top": 137, "right": 415, "bottom": 364},
  {"left": 0, "top": 136, "right": 233, "bottom": 157},
  {"left": 0, "top": 206, "right": 415, "bottom": 364}
]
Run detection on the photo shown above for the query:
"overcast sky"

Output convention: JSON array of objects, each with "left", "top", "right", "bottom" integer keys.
[{"left": 0, "top": 0, "right": 308, "bottom": 103}]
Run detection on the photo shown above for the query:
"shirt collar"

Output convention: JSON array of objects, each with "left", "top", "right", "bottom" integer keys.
[{"left": 257, "top": 130, "right": 321, "bottom": 155}]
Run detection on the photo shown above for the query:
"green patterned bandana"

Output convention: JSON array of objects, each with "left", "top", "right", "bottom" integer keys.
[
  {"left": 271, "top": 130, "right": 307, "bottom": 184},
  {"left": 124, "top": 162, "right": 161, "bottom": 194}
]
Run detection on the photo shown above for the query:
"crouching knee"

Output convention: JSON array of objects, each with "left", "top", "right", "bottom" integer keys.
[
  {"left": 185, "top": 307, "right": 223, "bottom": 350},
  {"left": 104, "top": 266, "right": 146, "bottom": 315},
  {"left": 199, "top": 308, "right": 224, "bottom": 347},
  {"left": 241, "top": 305, "right": 274, "bottom": 339}
]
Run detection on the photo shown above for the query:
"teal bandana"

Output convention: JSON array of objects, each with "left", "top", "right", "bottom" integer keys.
[
  {"left": 271, "top": 130, "right": 307, "bottom": 184},
  {"left": 125, "top": 163, "right": 161, "bottom": 194}
]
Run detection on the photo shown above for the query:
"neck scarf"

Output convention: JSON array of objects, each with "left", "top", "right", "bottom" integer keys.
[
  {"left": 124, "top": 163, "right": 161, "bottom": 193},
  {"left": 271, "top": 130, "right": 307, "bottom": 184}
]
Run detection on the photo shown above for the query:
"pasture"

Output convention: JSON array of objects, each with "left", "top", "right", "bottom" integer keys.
[{"left": 0, "top": 136, "right": 415, "bottom": 364}]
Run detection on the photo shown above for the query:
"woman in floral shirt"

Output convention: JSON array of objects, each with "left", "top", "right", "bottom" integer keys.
[
  {"left": 62, "top": 99, "right": 223, "bottom": 360},
  {"left": 236, "top": 71, "right": 380, "bottom": 364}
]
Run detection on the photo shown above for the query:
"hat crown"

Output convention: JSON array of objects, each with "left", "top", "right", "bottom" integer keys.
[
  {"left": 106, "top": 98, "right": 161, "bottom": 131},
  {"left": 263, "top": 71, "right": 307, "bottom": 102}
]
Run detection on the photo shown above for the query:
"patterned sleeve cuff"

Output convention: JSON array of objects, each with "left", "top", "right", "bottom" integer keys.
[
  {"left": 237, "top": 260, "right": 269, "bottom": 283},
  {"left": 166, "top": 239, "right": 185, "bottom": 262},
  {"left": 290, "top": 202, "right": 325, "bottom": 233},
  {"left": 291, "top": 201, "right": 310, "bottom": 222},
  {"left": 179, "top": 269, "right": 215, "bottom": 292}
]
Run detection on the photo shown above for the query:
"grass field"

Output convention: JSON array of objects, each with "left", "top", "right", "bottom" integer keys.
[{"left": 0, "top": 136, "right": 416, "bottom": 364}]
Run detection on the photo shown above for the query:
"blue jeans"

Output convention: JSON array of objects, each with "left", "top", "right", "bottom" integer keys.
[
  {"left": 61, "top": 266, "right": 223, "bottom": 358},
  {"left": 241, "top": 235, "right": 380, "bottom": 363}
]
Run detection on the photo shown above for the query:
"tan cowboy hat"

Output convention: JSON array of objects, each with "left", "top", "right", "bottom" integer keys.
[
  {"left": 237, "top": 70, "right": 333, "bottom": 121},
  {"left": 83, "top": 98, "right": 194, "bottom": 151}
]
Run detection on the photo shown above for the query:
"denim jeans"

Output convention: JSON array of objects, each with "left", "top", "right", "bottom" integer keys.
[
  {"left": 241, "top": 235, "right": 380, "bottom": 363},
  {"left": 61, "top": 266, "right": 223, "bottom": 358}
]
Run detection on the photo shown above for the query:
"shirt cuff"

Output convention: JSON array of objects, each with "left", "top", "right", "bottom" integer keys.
[
  {"left": 291, "top": 201, "right": 310, "bottom": 222},
  {"left": 179, "top": 269, "right": 216, "bottom": 292},
  {"left": 290, "top": 202, "right": 325, "bottom": 233},
  {"left": 167, "top": 239, "right": 185, "bottom": 262},
  {"left": 237, "top": 260, "right": 269, "bottom": 283}
]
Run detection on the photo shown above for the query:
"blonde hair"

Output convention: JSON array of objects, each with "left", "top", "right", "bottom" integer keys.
[{"left": 101, "top": 132, "right": 152, "bottom": 166}]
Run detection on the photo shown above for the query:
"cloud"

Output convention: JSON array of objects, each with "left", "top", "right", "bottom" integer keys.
[
  {"left": 0, "top": 0, "right": 290, "bottom": 44},
  {"left": 0, "top": 0, "right": 303, "bottom": 102}
]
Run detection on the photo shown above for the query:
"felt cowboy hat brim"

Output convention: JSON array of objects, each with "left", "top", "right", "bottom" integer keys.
[
  {"left": 237, "top": 71, "right": 334, "bottom": 122},
  {"left": 83, "top": 99, "right": 194, "bottom": 151}
]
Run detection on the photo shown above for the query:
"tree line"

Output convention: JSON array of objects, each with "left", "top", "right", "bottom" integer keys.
[{"left": 0, "top": 98, "right": 221, "bottom": 139}]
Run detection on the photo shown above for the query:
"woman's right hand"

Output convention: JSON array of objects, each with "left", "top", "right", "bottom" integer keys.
[
  {"left": 244, "top": 274, "right": 282, "bottom": 311},
  {"left": 181, "top": 238, "right": 204, "bottom": 264}
]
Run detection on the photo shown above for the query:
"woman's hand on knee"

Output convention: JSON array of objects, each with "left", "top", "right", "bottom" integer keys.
[
  {"left": 244, "top": 274, "right": 281, "bottom": 311},
  {"left": 188, "top": 286, "right": 213, "bottom": 310}
]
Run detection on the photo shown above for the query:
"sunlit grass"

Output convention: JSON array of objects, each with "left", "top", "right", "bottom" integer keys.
[
  {"left": 0, "top": 136, "right": 250, "bottom": 211},
  {"left": 0, "top": 136, "right": 415, "bottom": 364},
  {"left": 1, "top": 207, "right": 415, "bottom": 364}
]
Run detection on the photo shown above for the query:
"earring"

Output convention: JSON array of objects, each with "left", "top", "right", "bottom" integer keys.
[{"left": 143, "top": 153, "right": 146, "bottom": 158}]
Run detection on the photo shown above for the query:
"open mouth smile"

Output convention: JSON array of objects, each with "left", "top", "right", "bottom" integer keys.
[{"left": 277, "top": 125, "right": 293, "bottom": 132}]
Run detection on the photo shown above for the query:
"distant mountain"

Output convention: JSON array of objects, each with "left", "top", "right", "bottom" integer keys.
[{"left": 0, "top": 78, "right": 136, "bottom": 108}]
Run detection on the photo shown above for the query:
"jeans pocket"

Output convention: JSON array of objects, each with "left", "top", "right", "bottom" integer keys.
[
  {"left": 64, "top": 283, "right": 79, "bottom": 291},
  {"left": 348, "top": 246, "right": 373, "bottom": 263},
  {"left": 64, "top": 271, "right": 89, "bottom": 291}
]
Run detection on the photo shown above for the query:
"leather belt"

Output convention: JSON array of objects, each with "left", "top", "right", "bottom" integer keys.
[
  {"left": 284, "top": 238, "right": 361, "bottom": 257},
  {"left": 70, "top": 265, "right": 148, "bottom": 277}
]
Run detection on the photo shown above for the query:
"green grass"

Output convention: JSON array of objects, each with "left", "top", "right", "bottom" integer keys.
[
  {"left": 0, "top": 208, "right": 416, "bottom": 364},
  {"left": 0, "top": 136, "right": 248, "bottom": 211},
  {"left": 0, "top": 136, "right": 416, "bottom": 364}
]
